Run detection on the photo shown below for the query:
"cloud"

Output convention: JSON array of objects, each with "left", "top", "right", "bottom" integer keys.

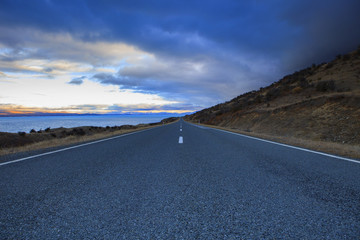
[
  {"left": 2, "top": 0, "right": 358, "bottom": 65},
  {"left": 91, "top": 52, "right": 279, "bottom": 107},
  {"left": 0, "top": 103, "right": 111, "bottom": 115},
  {"left": 104, "top": 102, "right": 200, "bottom": 113},
  {"left": 68, "top": 76, "right": 86, "bottom": 85},
  {"left": 0, "top": 28, "right": 151, "bottom": 67},
  {"left": 0, "top": 102, "right": 198, "bottom": 115},
  {"left": 1, "top": 0, "right": 360, "bottom": 110}
]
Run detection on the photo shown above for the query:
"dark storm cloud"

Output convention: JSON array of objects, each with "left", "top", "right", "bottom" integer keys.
[
  {"left": 1, "top": 0, "right": 360, "bottom": 106},
  {"left": 274, "top": 0, "right": 360, "bottom": 70},
  {"left": 1, "top": 0, "right": 358, "bottom": 57}
]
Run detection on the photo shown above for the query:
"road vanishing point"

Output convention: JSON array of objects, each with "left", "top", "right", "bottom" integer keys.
[{"left": 1, "top": 119, "right": 359, "bottom": 239}]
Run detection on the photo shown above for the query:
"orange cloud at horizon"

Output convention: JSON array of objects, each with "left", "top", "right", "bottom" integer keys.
[
  {"left": 0, "top": 105, "right": 79, "bottom": 116},
  {"left": 0, "top": 104, "right": 193, "bottom": 116}
]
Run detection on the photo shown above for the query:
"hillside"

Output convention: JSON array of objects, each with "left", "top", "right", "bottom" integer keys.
[{"left": 185, "top": 47, "right": 360, "bottom": 158}]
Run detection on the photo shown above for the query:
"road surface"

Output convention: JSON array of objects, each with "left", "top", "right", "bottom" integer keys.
[{"left": 1, "top": 119, "right": 359, "bottom": 239}]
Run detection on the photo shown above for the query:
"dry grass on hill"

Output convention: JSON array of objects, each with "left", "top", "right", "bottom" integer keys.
[{"left": 185, "top": 47, "right": 360, "bottom": 159}]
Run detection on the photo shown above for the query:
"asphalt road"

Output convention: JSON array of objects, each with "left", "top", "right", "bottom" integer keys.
[{"left": 1, "top": 119, "right": 359, "bottom": 239}]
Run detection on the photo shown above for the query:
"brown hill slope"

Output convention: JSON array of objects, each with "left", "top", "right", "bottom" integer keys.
[{"left": 185, "top": 48, "right": 360, "bottom": 158}]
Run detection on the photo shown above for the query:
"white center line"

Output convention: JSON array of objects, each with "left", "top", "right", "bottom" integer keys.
[
  {"left": 180, "top": 128, "right": 182, "bottom": 131},
  {"left": 179, "top": 136, "right": 183, "bottom": 144}
]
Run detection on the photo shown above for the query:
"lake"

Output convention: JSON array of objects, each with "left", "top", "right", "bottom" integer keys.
[{"left": 0, "top": 114, "right": 177, "bottom": 133}]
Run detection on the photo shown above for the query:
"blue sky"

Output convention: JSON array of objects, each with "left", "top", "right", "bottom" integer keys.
[{"left": 0, "top": 0, "right": 360, "bottom": 115}]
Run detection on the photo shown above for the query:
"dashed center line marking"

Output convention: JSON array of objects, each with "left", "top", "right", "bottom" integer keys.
[
  {"left": 180, "top": 128, "right": 182, "bottom": 131},
  {"left": 179, "top": 136, "right": 183, "bottom": 144}
]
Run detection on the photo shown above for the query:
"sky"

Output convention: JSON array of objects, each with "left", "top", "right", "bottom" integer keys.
[{"left": 1, "top": 0, "right": 360, "bottom": 115}]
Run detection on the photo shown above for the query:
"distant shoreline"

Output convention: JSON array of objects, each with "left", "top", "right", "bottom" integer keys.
[{"left": 0, "top": 114, "right": 183, "bottom": 133}]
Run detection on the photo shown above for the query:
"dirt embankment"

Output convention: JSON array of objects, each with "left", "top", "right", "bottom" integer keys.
[
  {"left": 0, "top": 117, "right": 179, "bottom": 156},
  {"left": 185, "top": 48, "right": 360, "bottom": 159}
]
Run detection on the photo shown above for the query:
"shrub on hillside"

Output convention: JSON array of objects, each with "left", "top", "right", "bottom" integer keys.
[
  {"left": 61, "top": 130, "right": 68, "bottom": 137},
  {"left": 325, "top": 62, "right": 334, "bottom": 69},
  {"left": 72, "top": 128, "right": 86, "bottom": 136},
  {"left": 215, "top": 110, "right": 223, "bottom": 116},
  {"left": 299, "top": 78, "right": 309, "bottom": 88},
  {"left": 18, "top": 132, "right": 26, "bottom": 137},
  {"left": 292, "top": 86, "right": 303, "bottom": 94},
  {"left": 356, "top": 47, "right": 360, "bottom": 55},
  {"left": 342, "top": 54, "right": 350, "bottom": 61},
  {"left": 265, "top": 87, "right": 281, "bottom": 101},
  {"left": 254, "top": 95, "right": 263, "bottom": 103},
  {"left": 316, "top": 80, "right": 336, "bottom": 92}
]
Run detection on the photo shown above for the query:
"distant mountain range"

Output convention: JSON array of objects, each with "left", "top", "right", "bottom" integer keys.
[{"left": 185, "top": 47, "right": 360, "bottom": 156}]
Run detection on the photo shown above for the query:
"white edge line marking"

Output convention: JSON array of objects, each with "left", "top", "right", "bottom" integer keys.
[
  {"left": 188, "top": 123, "right": 360, "bottom": 164},
  {"left": 179, "top": 136, "right": 183, "bottom": 144},
  {"left": 0, "top": 126, "right": 163, "bottom": 167}
]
